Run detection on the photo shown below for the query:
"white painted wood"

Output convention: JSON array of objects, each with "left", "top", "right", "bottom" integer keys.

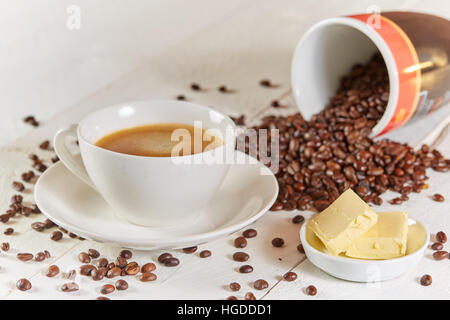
[{"left": 0, "top": 0, "right": 449, "bottom": 300}]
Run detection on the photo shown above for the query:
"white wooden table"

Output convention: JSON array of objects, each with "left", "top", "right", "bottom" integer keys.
[{"left": 0, "top": 0, "right": 449, "bottom": 300}]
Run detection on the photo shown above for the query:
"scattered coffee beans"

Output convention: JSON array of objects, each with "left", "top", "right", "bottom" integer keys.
[
  {"left": 229, "top": 282, "right": 241, "bottom": 291},
  {"left": 96, "top": 296, "right": 110, "bottom": 300},
  {"left": 190, "top": 83, "right": 201, "bottom": 91},
  {"left": 46, "top": 265, "right": 60, "bottom": 277},
  {"left": 158, "top": 253, "right": 172, "bottom": 263},
  {"left": 245, "top": 292, "right": 256, "bottom": 300},
  {"left": 238, "top": 265, "right": 253, "bottom": 273},
  {"left": 78, "top": 252, "right": 91, "bottom": 264},
  {"left": 35, "top": 252, "right": 46, "bottom": 262},
  {"left": 234, "top": 236, "right": 247, "bottom": 248},
  {"left": 283, "top": 271, "right": 298, "bottom": 282},
  {"left": 31, "top": 222, "right": 46, "bottom": 232},
  {"left": 106, "top": 267, "right": 121, "bottom": 278},
  {"left": 120, "top": 249, "right": 132, "bottom": 259},
  {"left": 259, "top": 79, "right": 278, "bottom": 88},
  {"left": 227, "top": 296, "right": 238, "bottom": 300},
  {"left": 254, "top": 279, "right": 269, "bottom": 290},
  {"left": 232, "top": 252, "right": 249, "bottom": 262},
  {"left": 141, "top": 263, "right": 156, "bottom": 273},
  {"left": 88, "top": 249, "right": 100, "bottom": 259},
  {"left": 433, "top": 251, "right": 449, "bottom": 260},
  {"left": 17, "top": 253, "right": 33, "bottom": 262},
  {"left": 271, "top": 237, "right": 284, "bottom": 248},
  {"left": 164, "top": 257, "right": 180, "bottom": 267},
  {"left": 420, "top": 274, "right": 432, "bottom": 286},
  {"left": 431, "top": 242, "right": 443, "bottom": 251},
  {"left": 124, "top": 262, "right": 140, "bottom": 275},
  {"left": 432, "top": 193, "right": 445, "bottom": 202},
  {"left": 16, "top": 278, "right": 32, "bottom": 291},
  {"left": 292, "top": 215, "right": 305, "bottom": 224},
  {"left": 39, "top": 140, "right": 50, "bottom": 150},
  {"left": 115, "top": 279, "right": 128, "bottom": 291},
  {"left": 1, "top": 242, "right": 10, "bottom": 252},
  {"left": 243, "top": 229, "right": 257, "bottom": 238},
  {"left": 101, "top": 284, "right": 115, "bottom": 295},
  {"left": 51, "top": 231, "right": 63, "bottom": 241},
  {"left": 138, "top": 272, "right": 157, "bottom": 282},
  {"left": 305, "top": 285, "right": 317, "bottom": 296},
  {"left": 80, "top": 265, "right": 96, "bottom": 276},
  {"left": 182, "top": 246, "right": 197, "bottom": 254},
  {"left": 12, "top": 181, "right": 24, "bottom": 192},
  {"left": 199, "top": 250, "right": 212, "bottom": 258},
  {"left": 436, "top": 231, "right": 447, "bottom": 243},
  {"left": 61, "top": 282, "right": 79, "bottom": 292}
]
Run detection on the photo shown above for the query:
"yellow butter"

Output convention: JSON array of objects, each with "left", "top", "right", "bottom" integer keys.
[
  {"left": 308, "top": 189, "right": 378, "bottom": 256},
  {"left": 345, "top": 211, "right": 408, "bottom": 260}
]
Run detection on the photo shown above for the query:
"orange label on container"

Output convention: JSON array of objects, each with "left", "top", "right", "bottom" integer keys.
[{"left": 349, "top": 14, "right": 421, "bottom": 136}]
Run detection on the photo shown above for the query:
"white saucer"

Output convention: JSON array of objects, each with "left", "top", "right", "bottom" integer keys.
[{"left": 34, "top": 151, "right": 278, "bottom": 250}]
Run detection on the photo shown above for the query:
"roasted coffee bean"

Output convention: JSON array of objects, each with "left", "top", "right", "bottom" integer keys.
[
  {"left": 21, "top": 171, "right": 35, "bottom": 182},
  {"left": 124, "top": 262, "right": 140, "bottom": 275},
  {"left": 67, "top": 270, "right": 76, "bottom": 280},
  {"left": 292, "top": 215, "right": 305, "bottom": 224},
  {"left": 16, "top": 278, "right": 32, "bottom": 291},
  {"left": 51, "top": 231, "right": 63, "bottom": 241},
  {"left": 253, "top": 279, "right": 268, "bottom": 290},
  {"left": 259, "top": 79, "right": 278, "bottom": 88},
  {"left": 96, "top": 296, "right": 110, "bottom": 300},
  {"left": 12, "top": 181, "right": 25, "bottom": 192},
  {"left": 227, "top": 296, "right": 238, "bottom": 300},
  {"left": 80, "top": 264, "right": 96, "bottom": 276},
  {"left": 431, "top": 242, "right": 443, "bottom": 251},
  {"left": 39, "top": 140, "right": 50, "bottom": 150},
  {"left": 68, "top": 232, "right": 77, "bottom": 239},
  {"left": 234, "top": 236, "right": 247, "bottom": 248},
  {"left": 305, "top": 285, "right": 317, "bottom": 296},
  {"left": 1, "top": 242, "right": 10, "bottom": 252},
  {"left": 389, "top": 197, "right": 403, "bottom": 205},
  {"left": 283, "top": 272, "right": 298, "bottom": 282},
  {"left": 199, "top": 250, "right": 211, "bottom": 258},
  {"left": 22, "top": 206, "right": 32, "bottom": 216},
  {"left": 115, "top": 279, "right": 128, "bottom": 291},
  {"left": 95, "top": 258, "right": 108, "bottom": 268},
  {"left": 182, "top": 246, "right": 197, "bottom": 253},
  {"left": 88, "top": 249, "right": 100, "bottom": 259},
  {"left": 31, "top": 222, "right": 46, "bottom": 232},
  {"left": 218, "top": 85, "right": 234, "bottom": 93},
  {"left": 232, "top": 252, "right": 249, "bottom": 262},
  {"left": 101, "top": 284, "right": 115, "bottom": 295},
  {"left": 30, "top": 204, "right": 40, "bottom": 213},
  {"left": 46, "top": 265, "right": 60, "bottom": 277},
  {"left": 436, "top": 231, "right": 447, "bottom": 243},
  {"left": 298, "top": 243, "right": 305, "bottom": 254},
  {"left": 0, "top": 214, "right": 10, "bottom": 223},
  {"left": 432, "top": 193, "right": 445, "bottom": 202},
  {"left": 158, "top": 253, "right": 172, "bottom": 263},
  {"left": 433, "top": 251, "right": 449, "bottom": 260},
  {"left": 92, "top": 268, "right": 106, "bottom": 281},
  {"left": 138, "top": 272, "right": 157, "bottom": 282},
  {"left": 229, "top": 282, "right": 241, "bottom": 291},
  {"left": 17, "top": 253, "right": 33, "bottom": 262},
  {"left": 44, "top": 250, "right": 51, "bottom": 258},
  {"left": 4, "top": 228, "right": 14, "bottom": 235},
  {"left": 245, "top": 292, "right": 256, "bottom": 300},
  {"left": 190, "top": 83, "right": 201, "bottom": 91},
  {"left": 420, "top": 274, "right": 432, "bottom": 286},
  {"left": 35, "top": 252, "right": 46, "bottom": 262},
  {"left": 61, "top": 282, "right": 79, "bottom": 292},
  {"left": 78, "top": 252, "right": 91, "bottom": 264},
  {"left": 119, "top": 249, "right": 132, "bottom": 259},
  {"left": 11, "top": 194, "right": 23, "bottom": 204},
  {"left": 116, "top": 256, "right": 128, "bottom": 268},
  {"left": 164, "top": 257, "right": 180, "bottom": 267},
  {"left": 271, "top": 237, "right": 284, "bottom": 248},
  {"left": 238, "top": 265, "right": 253, "bottom": 273},
  {"left": 243, "top": 229, "right": 257, "bottom": 238},
  {"left": 176, "top": 94, "right": 186, "bottom": 100},
  {"left": 44, "top": 219, "right": 55, "bottom": 229},
  {"left": 106, "top": 267, "right": 122, "bottom": 278},
  {"left": 141, "top": 263, "right": 156, "bottom": 273}
]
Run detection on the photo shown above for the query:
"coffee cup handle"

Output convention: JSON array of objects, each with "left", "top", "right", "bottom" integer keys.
[{"left": 54, "top": 124, "right": 97, "bottom": 190}]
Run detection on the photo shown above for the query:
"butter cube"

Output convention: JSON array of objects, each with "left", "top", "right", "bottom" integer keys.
[
  {"left": 345, "top": 211, "right": 408, "bottom": 260},
  {"left": 308, "top": 189, "right": 378, "bottom": 256}
]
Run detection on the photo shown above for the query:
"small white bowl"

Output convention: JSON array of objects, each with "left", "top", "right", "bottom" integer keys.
[{"left": 300, "top": 218, "right": 429, "bottom": 282}]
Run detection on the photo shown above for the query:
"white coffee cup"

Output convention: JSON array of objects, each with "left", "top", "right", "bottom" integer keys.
[{"left": 54, "top": 100, "right": 236, "bottom": 227}]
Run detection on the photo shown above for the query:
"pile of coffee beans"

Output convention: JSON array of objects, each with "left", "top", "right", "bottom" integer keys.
[{"left": 240, "top": 54, "right": 449, "bottom": 212}]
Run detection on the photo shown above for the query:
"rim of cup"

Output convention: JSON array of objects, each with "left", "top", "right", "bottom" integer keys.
[{"left": 76, "top": 99, "right": 237, "bottom": 161}]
